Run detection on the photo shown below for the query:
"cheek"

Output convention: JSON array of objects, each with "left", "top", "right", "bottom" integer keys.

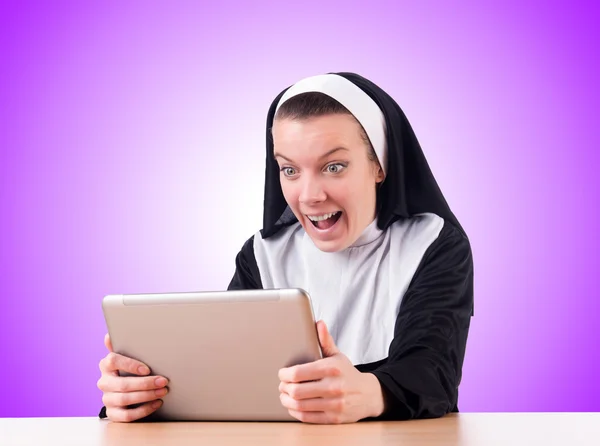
[
  {"left": 280, "top": 181, "right": 299, "bottom": 207},
  {"left": 328, "top": 183, "right": 349, "bottom": 203},
  {"left": 341, "top": 176, "right": 374, "bottom": 207}
]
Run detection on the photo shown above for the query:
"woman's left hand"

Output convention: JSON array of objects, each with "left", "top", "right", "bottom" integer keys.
[{"left": 278, "top": 320, "right": 386, "bottom": 424}]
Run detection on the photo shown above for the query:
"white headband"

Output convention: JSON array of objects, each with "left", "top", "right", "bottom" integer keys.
[{"left": 275, "top": 74, "right": 388, "bottom": 176}]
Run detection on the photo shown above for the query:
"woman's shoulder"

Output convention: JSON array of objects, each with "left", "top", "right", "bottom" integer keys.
[
  {"left": 390, "top": 213, "right": 469, "bottom": 250},
  {"left": 388, "top": 213, "right": 445, "bottom": 255},
  {"left": 386, "top": 214, "right": 472, "bottom": 293},
  {"left": 390, "top": 214, "right": 473, "bottom": 299}
]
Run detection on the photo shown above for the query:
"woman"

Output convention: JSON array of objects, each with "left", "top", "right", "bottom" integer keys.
[{"left": 97, "top": 72, "right": 474, "bottom": 424}]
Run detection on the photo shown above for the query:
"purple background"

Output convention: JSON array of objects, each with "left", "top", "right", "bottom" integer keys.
[{"left": 1, "top": 0, "right": 598, "bottom": 417}]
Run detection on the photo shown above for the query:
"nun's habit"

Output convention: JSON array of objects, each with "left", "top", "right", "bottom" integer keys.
[{"left": 228, "top": 72, "right": 474, "bottom": 420}]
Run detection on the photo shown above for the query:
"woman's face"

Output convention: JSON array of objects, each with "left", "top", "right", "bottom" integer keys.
[{"left": 272, "top": 113, "right": 384, "bottom": 252}]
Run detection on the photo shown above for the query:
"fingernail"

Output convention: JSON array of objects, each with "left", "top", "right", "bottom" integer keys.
[
  {"left": 138, "top": 366, "right": 150, "bottom": 375},
  {"left": 155, "top": 377, "right": 167, "bottom": 386},
  {"left": 152, "top": 400, "right": 163, "bottom": 409},
  {"left": 155, "top": 388, "right": 168, "bottom": 397}
]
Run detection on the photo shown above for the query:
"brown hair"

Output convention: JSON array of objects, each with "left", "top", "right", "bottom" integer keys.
[{"left": 274, "top": 92, "right": 379, "bottom": 165}]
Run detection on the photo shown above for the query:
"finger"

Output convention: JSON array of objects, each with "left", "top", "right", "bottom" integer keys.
[
  {"left": 278, "top": 358, "right": 341, "bottom": 383},
  {"left": 104, "top": 333, "right": 113, "bottom": 353},
  {"left": 280, "top": 392, "right": 344, "bottom": 413},
  {"left": 103, "top": 387, "right": 168, "bottom": 408},
  {"left": 279, "top": 378, "right": 343, "bottom": 400},
  {"left": 106, "top": 400, "right": 163, "bottom": 423},
  {"left": 317, "top": 320, "right": 339, "bottom": 357},
  {"left": 99, "top": 352, "right": 151, "bottom": 376},
  {"left": 98, "top": 375, "right": 168, "bottom": 393},
  {"left": 288, "top": 409, "right": 337, "bottom": 424}
]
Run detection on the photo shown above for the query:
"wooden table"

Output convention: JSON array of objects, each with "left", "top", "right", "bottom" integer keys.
[{"left": 1, "top": 413, "right": 599, "bottom": 445}]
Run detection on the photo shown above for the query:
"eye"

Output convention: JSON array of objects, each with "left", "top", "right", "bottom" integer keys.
[
  {"left": 280, "top": 167, "right": 297, "bottom": 177},
  {"left": 325, "top": 163, "right": 346, "bottom": 174}
]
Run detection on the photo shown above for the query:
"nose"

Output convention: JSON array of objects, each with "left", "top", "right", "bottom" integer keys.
[{"left": 298, "top": 177, "right": 326, "bottom": 205}]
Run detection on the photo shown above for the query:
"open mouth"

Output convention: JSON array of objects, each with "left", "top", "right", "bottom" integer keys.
[{"left": 307, "top": 211, "right": 342, "bottom": 230}]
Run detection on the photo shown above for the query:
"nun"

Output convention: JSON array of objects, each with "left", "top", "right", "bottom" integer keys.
[{"left": 97, "top": 72, "right": 474, "bottom": 424}]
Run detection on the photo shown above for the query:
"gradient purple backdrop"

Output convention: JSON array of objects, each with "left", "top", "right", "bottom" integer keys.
[{"left": 1, "top": 0, "right": 598, "bottom": 417}]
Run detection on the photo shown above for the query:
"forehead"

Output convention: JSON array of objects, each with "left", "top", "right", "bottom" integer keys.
[{"left": 272, "top": 114, "right": 364, "bottom": 153}]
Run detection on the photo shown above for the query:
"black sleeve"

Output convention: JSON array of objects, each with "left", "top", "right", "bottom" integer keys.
[
  {"left": 369, "top": 221, "right": 474, "bottom": 420},
  {"left": 227, "top": 235, "right": 263, "bottom": 290}
]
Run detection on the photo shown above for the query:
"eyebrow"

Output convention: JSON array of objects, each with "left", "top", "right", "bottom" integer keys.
[{"left": 273, "top": 147, "right": 349, "bottom": 163}]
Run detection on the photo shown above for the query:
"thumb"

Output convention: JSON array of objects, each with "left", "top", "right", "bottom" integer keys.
[
  {"left": 104, "top": 333, "right": 113, "bottom": 353},
  {"left": 317, "top": 320, "right": 339, "bottom": 357}
]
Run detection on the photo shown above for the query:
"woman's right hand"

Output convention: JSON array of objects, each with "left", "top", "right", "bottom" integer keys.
[{"left": 97, "top": 333, "right": 169, "bottom": 422}]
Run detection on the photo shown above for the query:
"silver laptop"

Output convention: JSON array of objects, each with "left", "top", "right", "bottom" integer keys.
[{"left": 102, "top": 288, "right": 322, "bottom": 421}]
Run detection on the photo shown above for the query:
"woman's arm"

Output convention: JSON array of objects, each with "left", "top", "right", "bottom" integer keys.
[
  {"left": 98, "top": 235, "right": 262, "bottom": 419},
  {"left": 368, "top": 221, "right": 474, "bottom": 420}
]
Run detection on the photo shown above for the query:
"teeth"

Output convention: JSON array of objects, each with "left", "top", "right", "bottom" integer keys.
[{"left": 307, "top": 212, "right": 339, "bottom": 222}]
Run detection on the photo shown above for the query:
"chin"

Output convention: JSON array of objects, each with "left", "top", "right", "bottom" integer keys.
[{"left": 310, "top": 238, "right": 349, "bottom": 253}]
